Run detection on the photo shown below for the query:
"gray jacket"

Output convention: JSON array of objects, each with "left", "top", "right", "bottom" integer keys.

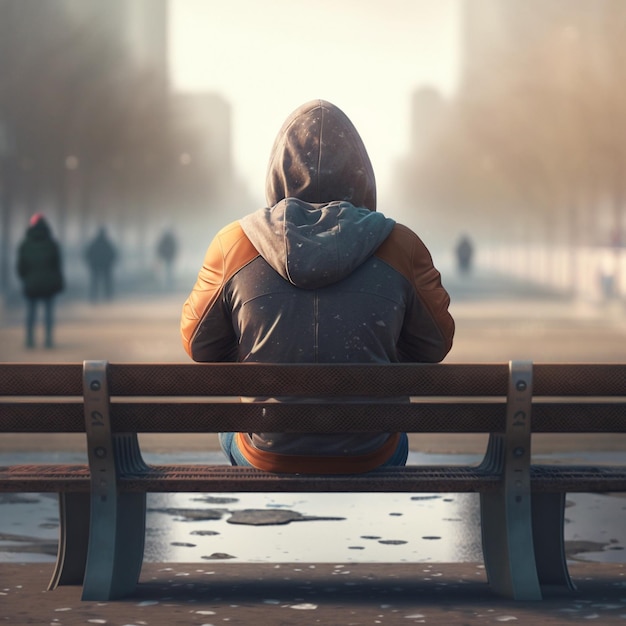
[{"left": 181, "top": 100, "right": 455, "bottom": 469}]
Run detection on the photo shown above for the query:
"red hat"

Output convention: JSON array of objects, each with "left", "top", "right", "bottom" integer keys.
[{"left": 29, "top": 213, "right": 45, "bottom": 226}]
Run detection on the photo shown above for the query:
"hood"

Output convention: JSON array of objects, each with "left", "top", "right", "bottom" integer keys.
[
  {"left": 240, "top": 198, "right": 395, "bottom": 289},
  {"left": 26, "top": 219, "right": 52, "bottom": 241},
  {"left": 265, "top": 99, "right": 377, "bottom": 211}
]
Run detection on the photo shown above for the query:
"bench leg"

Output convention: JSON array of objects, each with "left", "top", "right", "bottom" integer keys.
[
  {"left": 81, "top": 492, "right": 147, "bottom": 601},
  {"left": 532, "top": 492, "right": 576, "bottom": 592},
  {"left": 82, "top": 362, "right": 149, "bottom": 600},
  {"left": 48, "top": 492, "right": 90, "bottom": 589},
  {"left": 480, "top": 490, "right": 542, "bottom": 600},
  {"left": 478, "top": 362, "right": 542, "bottom": 601}
]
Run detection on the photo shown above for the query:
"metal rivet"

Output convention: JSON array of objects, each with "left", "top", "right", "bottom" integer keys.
[
  {"left": 514, "top": 447, "right": 525, "bottom": 457},
  {"left": 90, "top": 380, "right": 101, "bottom": 391},
  {"left": 95, "top": 446, "right": 107, "bottom": 458},
  {"left": 516, "top": 380, "right": 527, "bottom": 392}
]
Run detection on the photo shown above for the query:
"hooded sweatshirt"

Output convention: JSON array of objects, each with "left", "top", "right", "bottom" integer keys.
[
  {"left": 16, "top": 217, "right": 64, "bottom": 299},
  {"left": 181, "top": 99, "right": 455, "bottom": 473}
]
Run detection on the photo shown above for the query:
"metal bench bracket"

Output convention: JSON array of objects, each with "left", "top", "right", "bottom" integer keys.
[
  {"left": 480, "top": 360, "right": 542, "bottom": 600},
  {"left": 81, "top": 360, "right": 146, "bottom": 600},
  {"left": 532, "top": 491, "right": 576, "bottom": 591},
  {"left": 48, "top": 492, "right": 90, "bottom": 590}
]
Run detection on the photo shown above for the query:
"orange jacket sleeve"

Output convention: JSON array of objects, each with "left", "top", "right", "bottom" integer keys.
[
  {"left": 180, "top": 221, "right": 258, "bottom": 361},
  {"left": 374, "top": 224, "right": 455, "bottom": 362}
]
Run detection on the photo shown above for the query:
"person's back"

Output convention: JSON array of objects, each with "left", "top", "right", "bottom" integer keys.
[
  {"left": 16, "top": 213, "right": 64, "bottom": 347},
  {"left": 157, "top": 231, "right": 177, "bottom": 263},
  {"left": 85, "top": 227, "right": 116, "bottom": 301},
  {"left": 181, "top": 99, "right": 455, "bottom": 473},
  {"left": 456, "top": 235, "right": 474, "bottom": 273},
  {"left": 157, "top": 230, "right": 177, "bottom": 288},
  {"left": 86, "top": 229, "right": 116, "bottom": 270},
  {"left": 17, "top": 215, "right": 64, "bottom": 299}
]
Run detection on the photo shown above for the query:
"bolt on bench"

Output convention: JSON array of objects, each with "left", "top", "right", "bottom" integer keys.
[{"left": 0, "top": 361, "right": 624, "bottom": 601}]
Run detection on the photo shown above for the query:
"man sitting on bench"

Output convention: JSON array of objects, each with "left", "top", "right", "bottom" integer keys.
[{"left": 180, "top": 99, "right": 455, "bottom": 474}]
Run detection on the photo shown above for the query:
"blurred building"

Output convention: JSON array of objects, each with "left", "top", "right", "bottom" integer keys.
[
  {"left": 63, "top": 0, "right": 170, "bottom": 94},
  {"left": 0, "top": 0, "right": 236, "bottom": 294},
  {"left": 409, "top": 88, "right": 448, "bottom": 162},
  {"left": 457, "top": 1, "right": 625, "bottom": 298},
  {"left": 393, "top": 87, "right": 451, "bottom": 243},
  {"left": 460, "top": 0, "right": 623, "bottom": 248},
  {"left": 459, "top": 0, "right": 604, "bottom": 92},
  {"left": 398, "top": 1, "right": 625, "bottom": 254},
  {"left": 169, "top": 92, "right": 234, "bottom": 208}
]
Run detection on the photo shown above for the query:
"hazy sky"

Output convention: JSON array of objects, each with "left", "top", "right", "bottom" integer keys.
[{"left": 168, "top": 0, "right": 461, "bottom": 205}]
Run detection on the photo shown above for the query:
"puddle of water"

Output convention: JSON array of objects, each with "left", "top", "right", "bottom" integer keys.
[{"left": 144, "top": 490, "right": 483, "bottom": 563}]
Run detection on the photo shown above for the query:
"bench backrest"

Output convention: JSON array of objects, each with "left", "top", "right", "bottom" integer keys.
[{"left": 1, "top": 361, "right": 623, "bottom": 435}]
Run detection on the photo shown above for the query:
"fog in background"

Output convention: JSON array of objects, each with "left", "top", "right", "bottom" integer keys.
[{"left": 1, "top": 0, "right": 625, "bottom": 307}]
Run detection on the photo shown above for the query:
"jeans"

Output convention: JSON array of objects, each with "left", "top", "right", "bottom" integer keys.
[
  {"left": 218, "top": 432, "right": 409, "bottom": 470},
  {"left": 25, "top": 297, "right": 54, "bottom": 348}
]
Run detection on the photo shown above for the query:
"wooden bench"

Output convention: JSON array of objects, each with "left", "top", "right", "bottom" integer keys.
[{"left": 0, "top": 360, "right": 624, "bottom": 602}]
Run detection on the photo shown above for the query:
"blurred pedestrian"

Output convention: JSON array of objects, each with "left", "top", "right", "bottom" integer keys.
[
  {"left": 598, "top": 249, "right": 616, "bottom": 301},
  {"left": 156, "top": 228, "right": 178, "bottom": 289},
  {"left": 455, "top": 234, "right": 474, "bottom": 274},
  {"left": 85, "top": 226, "right": 117, "bottom": 302},
  {"left": 16, "top": 213, "right": 65, "bottom": 348}
]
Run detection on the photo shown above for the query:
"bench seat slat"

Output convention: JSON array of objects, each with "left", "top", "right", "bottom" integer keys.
[
  {"left": 1, "top": 363, "right": 510, "bottom": 396},
  {"left": 0, "top": 363, "right": 82, "bottom": 395},
  {"left": 533, "top": 363, "right": 626, "bottom": 396},
  {"left": 3, "top": 401, "right": 623, "bottom": 433},
  {"left": 107, "top": 363, "right": 511, "bottom": 397},
  {"left": 0, "top": 464, "right": 91, "bottom": 492},
  {"left": 2, "top": 363, "right": 624, "bottom": 397},
  {"left": 109, "top": 402, "right": 507, "bottom": 433},
  {"left": 107, "top": 401, "right": 619, "bottom": 433},
  {"left": 107, "top": 363, "right": 626, "bottom": 396},
  {"left": 2, "top": 464, "right": 624, "bottom": 494},
  {"left": 0, "top": 404, "right": 84, "bottom": 431}
]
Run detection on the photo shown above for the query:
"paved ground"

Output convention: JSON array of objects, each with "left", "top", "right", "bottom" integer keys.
[
  {"left": 1, "top": 267, "right": 625, "bottom": 364},
  {"left": 1, "top": 562, "right": 626, "bottom": 625}
]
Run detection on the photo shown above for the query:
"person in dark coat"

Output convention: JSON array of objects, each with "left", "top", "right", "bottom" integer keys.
[
  {"left": 156, "top": 228, "right": 178, "bottom": 289},
  {"left": 455, "top": 234, "right": 474, "bottom": 274},
  {"left": 16, "top": 213, "right": 65, "bottom": 348},
  {"left": 85, "top": 226, "right": 117, "bottom": 302},
  {"left": 181, "top": 99, "right": 455, "bottom": 474}
]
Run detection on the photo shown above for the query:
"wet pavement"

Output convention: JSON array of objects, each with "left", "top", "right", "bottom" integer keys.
[{"left": 1, "top": 561, "right": 626, "bottom": 625}]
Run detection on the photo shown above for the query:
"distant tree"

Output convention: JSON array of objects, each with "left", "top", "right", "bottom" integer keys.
[
  {"left": 404, "top": 0, "right": 626, "bottom": 259},
  {"left": 0, "top": 0, "right": 184, "bottom": 242}
]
